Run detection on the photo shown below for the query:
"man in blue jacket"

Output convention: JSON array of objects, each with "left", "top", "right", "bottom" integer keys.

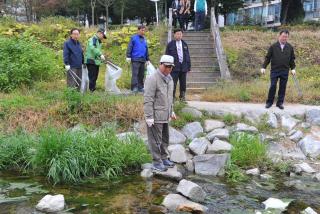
[
  {"left": 165, "top": 28, "right": 191, "bottom": 102},
  {"left": 126, "top": 25, "right": 150, "bottom": 93},
  {"left": 63, "top": 28, "right": 84, "bottom": 90}
]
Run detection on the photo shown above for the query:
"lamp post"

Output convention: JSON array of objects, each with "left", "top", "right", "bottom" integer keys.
[{"left": 150, "top": 0, "right": 160, "bottom": 25}]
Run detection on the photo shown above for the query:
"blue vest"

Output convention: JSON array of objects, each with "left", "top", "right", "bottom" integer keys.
[{"left": 196, "top": 0, "right": 205, "bottom": 12}]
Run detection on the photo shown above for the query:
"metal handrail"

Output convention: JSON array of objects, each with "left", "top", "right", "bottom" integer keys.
[{"left": 168, "top": 8, "right": 173, "bottom": 43}]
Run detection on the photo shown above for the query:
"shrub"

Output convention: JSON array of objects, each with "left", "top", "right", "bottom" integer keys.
[{"left": 0, "top": 36, "right": 60, "bottom": 92}]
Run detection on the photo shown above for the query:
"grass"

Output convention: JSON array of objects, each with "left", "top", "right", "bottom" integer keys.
[{"left": 0, "top": 127, "right": 151, "bottom": 184}]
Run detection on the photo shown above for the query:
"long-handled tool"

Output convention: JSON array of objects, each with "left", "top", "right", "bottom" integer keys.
[
  {"left": 69, "top": 69, "right": 82, "bottom": 87},
  {"left": 292, "top": 74, "right": 303, "bottom": 98}
]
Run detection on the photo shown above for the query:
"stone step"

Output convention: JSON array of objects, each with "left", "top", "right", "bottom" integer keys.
[
  {"left": 191, "top": 66, "right": 220, "bottom": 72},
  {"left": 183, "top": 36, "right": 213, "bottom": 41},
  {"left": 188, "top": 44, "right": 214, "bottom": 49},
  {"left": 187, "top": 76, "right": 219, "bottom": 82},
  {"left": 189, "top": 48, "right": 215, "bottom": 55},
  {"left": 188, "top": 71, "right": 220, "bottom": 78},
  {"left": 187, "top": 81, "right": 217, "bottom": 89},
  {"left": 184, "top": 31, "right": 211, "bottom": 37},
  {"left": 186, "top": 40, "right": 214, "bottom": 45},
  {"left": 192, "top": 61, "right": 217, "bottom": 67},
  {"left": 190, "top": 54, "right": 216, "bottom": 58},
  {"left": 191, "top": 57, "right": 218, "bottom": 63}
]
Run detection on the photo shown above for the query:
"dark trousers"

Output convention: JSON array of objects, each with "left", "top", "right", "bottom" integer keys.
[
  {"left": 266, "top": 70, "right": 289, "bottom": 106},
  {"left": 173, "top": 14, "right": 178, "bottom": 28},
  {"left": 171, "top": 69, "right": 187, "bottom": 98},
  {"left": 87, "top": 64, "right": 100, "bottom": 92},
  {"left": 195, "top": 12, "right": 205, "bottom": 31},
  {"left": 147, "top": 123, "right": 169, "bottom": 164},
  {"left": 67, "top": 68, "right": 82, "bottom": 90},
  {"left": 131, "top": 61, "right": 145, "bottom": 90}
]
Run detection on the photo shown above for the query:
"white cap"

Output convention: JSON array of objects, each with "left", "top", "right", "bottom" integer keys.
[{"left": 160, "top": 55, "right": 175, "bottom": 66}]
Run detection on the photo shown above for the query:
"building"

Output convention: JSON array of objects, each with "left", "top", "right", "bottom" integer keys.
[{"left": 226, "top": 0, "right": 320, "bottom": 27}]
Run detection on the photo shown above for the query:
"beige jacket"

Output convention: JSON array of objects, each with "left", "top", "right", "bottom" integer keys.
[{"left": 144, "top": 70, "right": 174, "bottom": 123}]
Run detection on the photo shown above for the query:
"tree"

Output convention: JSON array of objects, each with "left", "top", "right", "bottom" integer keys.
[
  {"left": 281, "top": 0, "right": 304, "bottom": 24},
  {"left": 217, "top": 0, "right": 244, "bottom": 24},
  {"left": 97, "top": 0, "right": 114, "bottom": 27},
  {"left": 113, "top": 0, "right": 127, "bottom": 25},
  {"left": 91, "top": 0, "right": 97, "bottom": 26}
]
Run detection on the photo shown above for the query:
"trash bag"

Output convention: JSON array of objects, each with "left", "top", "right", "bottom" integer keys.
[
  {"left": 146, "top": 62, "right": 156, "bottom": 76},
  {"left": 105, "top": 61, "right": 122, "bottom": 94},
  {"left": 80, "top": 65, "right": 89, "bottom": 94}
]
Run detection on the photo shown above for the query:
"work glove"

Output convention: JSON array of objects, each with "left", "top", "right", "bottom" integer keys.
[
  {"left": 291, "top": 69, "right": 296, "bottom": 76},
  {"left": 82, "top": 64, "right": 87, "bottom": 69},
  {"left": 146, "top": 118, "right": 154, "bottom": 127},
  {"left": 260, "top": 68, "right": 266, "bottom": 74},
  {"left": 65, "top": 65, "right": 70, "bottom": 71},
  {"left": 146, "top": 61, "right": 150, "bottom": 66},
  {"left": 126, "top": 58, "right": 131, "bottom": 63},
  {"left": 171, "top": 112, "right": 177, "bottom": 120},
  {"left": 100, "top": 55, "right": 106, "bottom": 61}
]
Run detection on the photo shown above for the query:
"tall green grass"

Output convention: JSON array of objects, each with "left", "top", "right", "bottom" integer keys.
[{"left": 0, "top": 127, "right": 151, "bottom": 184}]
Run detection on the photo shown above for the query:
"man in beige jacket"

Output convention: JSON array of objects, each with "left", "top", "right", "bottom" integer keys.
[{"left": 144, "top": 55, "right": 177, "bottom": 172}]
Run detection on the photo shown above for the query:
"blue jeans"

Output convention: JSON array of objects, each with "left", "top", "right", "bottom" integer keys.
[{"left": 195, "top": 12, "right": 205, "bottom": 31}]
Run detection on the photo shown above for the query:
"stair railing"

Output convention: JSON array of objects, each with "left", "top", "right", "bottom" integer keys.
[
  {"left": 168, "top": 8, "right": 173, "bottom": 43},
  {"left": 210, "top": 7, "right": 231, "bottom": 79}
]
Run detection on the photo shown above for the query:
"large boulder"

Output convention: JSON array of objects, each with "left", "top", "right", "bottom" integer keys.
[
  {"left": 246, "top": 168, "right": 260, "bottom": 176},
  {"left": 306, "top": 109, "right": 320, "bottom": 126},
  {"left": 262, "top": 198, "right": 290, "bottom": 210},
  {"left": 302, "top": 207, "right": 318, "bottom": 214},
  {"left": 298, "top": 135, "right": 320, "bottom": 158},
  {"left": 281, "top": 115, "right": 299, "bottom": 132},
  {"left": 169, "top": 127, "right": 187, "bottom": 145},
  {"left": 168, "top": 144, "right": 188, "bottom": 163},
  {"left": 181, "top": 107, "right": 203, "bottom": 118},
  {"left": 140, "top": 169, "right": 153, "bottom": 179},
  {"left": 267, "top": 112, "right": 278, "bottom": 128},
  {"left": 189, "top": 138, "right": 210, "bottom": 155},
  {"left": 176, "top": 179, "right": 207, "bottom": 203},
  {"left": 182, "top": 122, "right": 203, "bottom": 140},
  {"left": 267, "top": 142, "right": 306, "bottom": 162},
  {"left": 206, "top": 139, "right": 233, "bottom": 154},
  {"left": 206, "top": 129, "right": 230, "bottom": 141},
  {"left": 235, "top": 123, "right": 258, "bottom": 134},
  {"left": 162, "top": 194, "right": 208, "bottom": 213},
  {"left": 185, "top": 159, "right": 195, "bottom": 173},
  {"left": 289, "top": 130, "right": 304, "bottom": 143},
  {"left": 313, "top": 173, "right": 320, "bottom": 182},
  {"left": 204, "top": 120, "right": 225, "bottom": 132},
  {"left": 153, "top": 165, "right": 183, "bottom": 181},
  {"left": 36, "top": 195, "right": 65, "bottom": 213},
  {"left": 193, "top": 154, "right": 230, "bottom": 176}
]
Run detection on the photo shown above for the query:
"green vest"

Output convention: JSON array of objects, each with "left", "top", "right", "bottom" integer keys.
[{"left": 85, "top": 35, "right": 103, "bottom": 66}]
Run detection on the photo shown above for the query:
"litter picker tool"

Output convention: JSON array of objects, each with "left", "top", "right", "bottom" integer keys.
[{"left": 292, "top": 74, "right": 303, "bottom": 98}]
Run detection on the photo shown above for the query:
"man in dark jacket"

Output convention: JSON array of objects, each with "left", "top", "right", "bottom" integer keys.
[
  {"left": 261, "top": 30, "right": 296, "bottom": 110},
  {"left": 126, "top": 25, "right": 150, "bottom": 93},
  {"left": 63, "top": 28, "right": 84, "bottom": 90},
  {"left": 172, "top": 0, "right": 180, "bottom": 28},
  {"left": 165, "top": 28, "right": 191, "bottom": 101}
]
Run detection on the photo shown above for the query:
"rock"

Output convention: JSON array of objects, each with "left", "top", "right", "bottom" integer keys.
[
  {"left": 206, "top": 128, "right": 230, "bottom": 141},
  {"left": 246, "top": 168, "right": 260, "bottom": 176},
  {"left": 298, "top": 135, "right": 320, "bottom": 158},
  {"left": 168, "top": 144, "right": 188, "bottom": 163},
  {"left": 235, "top": 123, "right": 258, "bottom": 133},
  {"left": 182, "top": 122, "right": 204, "bottom": 140},
  {"left": 306, "top": 109, "right": 320, "bottom": 125},
  {"left": 284, "top": 180, "right": 304, "bottom": 190},
  {"left": 289, "top": 130, "right": 304, "bottom": 143},
  {"left": 176, "top": 179, "right": 207, "bottom": 203},
  {"left": 301, "top": 122, "right": 311, "bottom": 129},
  {"left": 204, "top": 120, "right": 225, "bottom": 132},
  {"left": 140, "top": 169, "right": 153, "bottom": 179},
  {"left": 181, "top": 107, "right": 203, "bottom": 118},
  {"left": 207, "top": 140, "right": 233, "bottom": 154},
  {"left": 153, "top": 165, "right": 183, "bottom": 181},
  {"left": 279, "top": 132, "right": 286, "bottom": 138},
  {"left": 189, "top": 138, "right": 210, "bottom": 155},
  {"left": 162, "top": 194, "right": 208, "bottom": 213},
  {"left": 262, "top": 198, "right": 290, "bottom": 210},
  {"left": 294, "top": 163, "right": 316, "bottom": 174},
  {"left": 260, "top": 174, "right": 272, "bottom": 180},
  {"left": 36, "top": 194, "right": 65, "bottom": 213},
  {"left": 116, "top": 132, "right": 138, "bottom": 142},
  {"left": 267, "top": 142, "right": 306, "bottom": 162},
  {"left": 267, "top": 112, "right": 278, "bottom": 128},
  {"left": 281, "top": 115, "right": 299, "bottom": 132},
  {"left": 313, "top": 173, "right": 320, "bottom": 182},
  {"left": 194, "top": 154, "right": 230, "bottom": 176},
  {"left": 302, "top": 207, "right": 318, "bottom": 214},
  {"left": 288, "top": 129, "right": 297, "bottom": 136},
  {"left": 169, "top": 127, "right": 187, "bottom": 145},
  {"left": 185, "top": 159, "right": 194, "bottom": 172},
  {"left": 141, "top": 163, "right": 153, "bottom": 170}
]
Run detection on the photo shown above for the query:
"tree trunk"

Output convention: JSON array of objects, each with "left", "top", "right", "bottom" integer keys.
[
  {"left": 282, "top": 0, "right": 291, "bottom": 24},
  {"left": 91, "top": 0, "right": 95, "bottom": 26},
  {"left": 105, "top": 5, "right": 109, "bottom": 27},
  {"left": 121, "top": 2, "right": 124, "bottom": 25}
]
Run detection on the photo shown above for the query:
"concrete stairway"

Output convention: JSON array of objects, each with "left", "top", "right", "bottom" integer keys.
[{"left": 183, "top": 31, "right": 220, "bottom": 91}]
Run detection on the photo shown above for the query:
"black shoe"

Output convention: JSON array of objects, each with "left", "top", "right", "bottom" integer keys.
[
  {"left": 276, "top": 104, "right": 284, "bottom": 110},
  {"left": 265, "top": 103, "right": 272, "bottom": 109},
  {"left": 162, "top": 159, "right": 175, "bottom": 168}
]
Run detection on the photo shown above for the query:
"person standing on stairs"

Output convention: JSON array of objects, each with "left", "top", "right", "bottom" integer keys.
[
  {"left": 172, "top": 0, "right": 181, "bottom": 28},
  {"left": 194, "top": 0, "right": 207, "bottom": 31},
  {"left": 261, "top": 30, "right": 296, "bottom": 110},
  {"left": 165, "top": 28, "right": 191, "bottom": 102}
]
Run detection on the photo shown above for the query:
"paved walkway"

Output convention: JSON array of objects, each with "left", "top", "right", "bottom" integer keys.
[{"left": 188, "top": 101, "right": 320, "bottom": 117}]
